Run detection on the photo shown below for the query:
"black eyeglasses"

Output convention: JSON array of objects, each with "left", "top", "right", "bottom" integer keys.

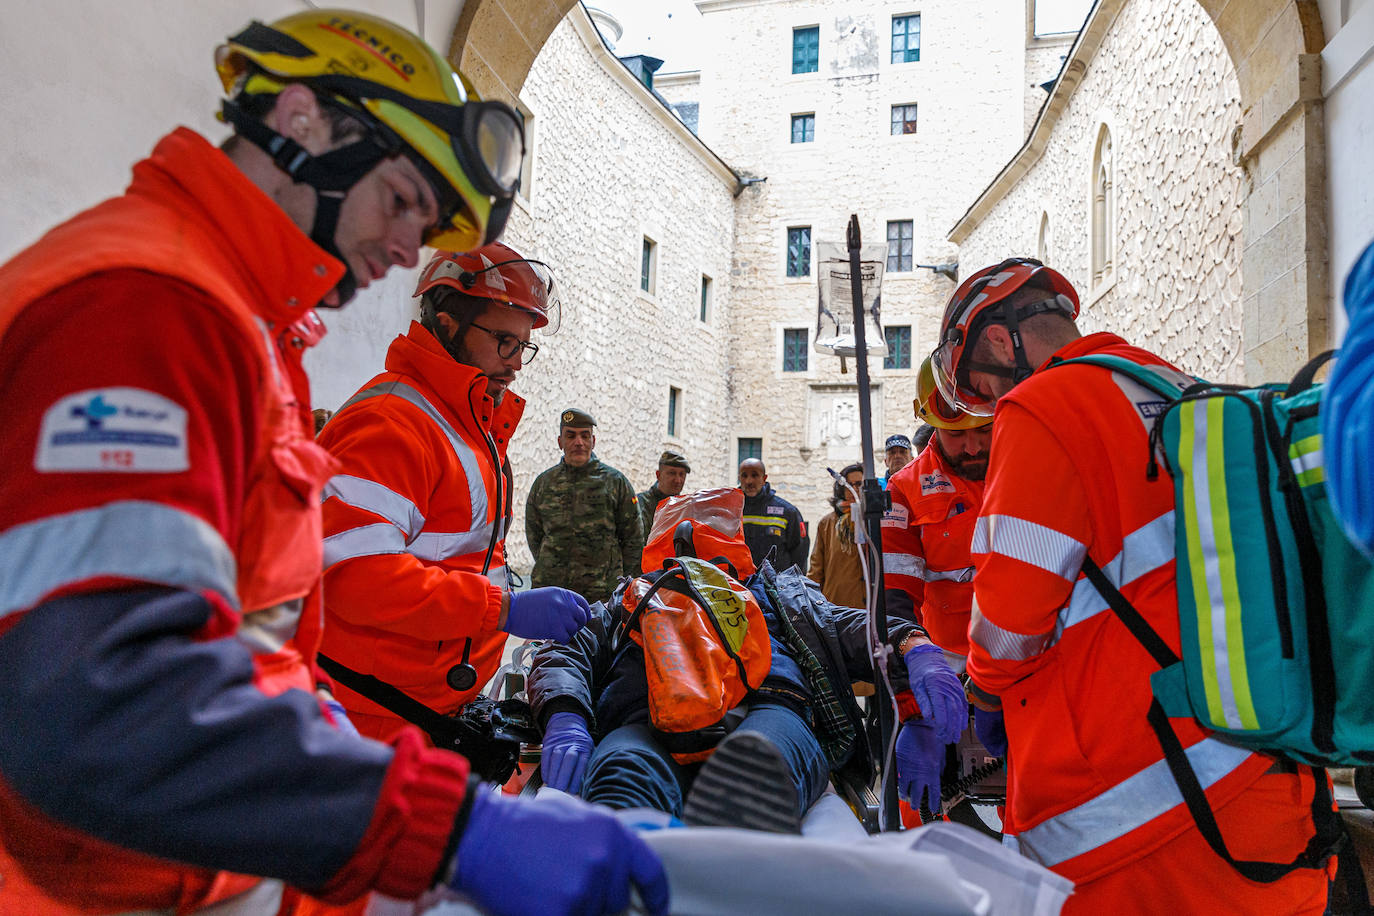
[{"left": 470, "top": 322, "right": 539, "bottom": 365}]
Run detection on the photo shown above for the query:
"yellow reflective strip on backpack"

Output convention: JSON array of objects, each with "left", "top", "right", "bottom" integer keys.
[
  {"left": 1288, "top": 434, "right": 1324, "bottom": 487},
  {"left": 1205, "top": 397, "right": 1258, "bottom": 730},
  {"left": 681, "top": 557, "right": 750, "bottom": 654},
  {"left": 1180, "top": 401, "right": 1227, "bottom": 726}
]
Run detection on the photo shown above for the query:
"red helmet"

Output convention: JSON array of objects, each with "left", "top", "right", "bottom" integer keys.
[
  {"left": 415, "top": 242, "right": 560, "bottom": 331},
  {"left": 930, "top": 257, "right": 1078, "bottom": 416}
]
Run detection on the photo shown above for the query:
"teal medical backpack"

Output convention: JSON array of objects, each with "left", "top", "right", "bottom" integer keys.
[{"left": 1052, "top": 351, "right": 1372, "bottom": 880}]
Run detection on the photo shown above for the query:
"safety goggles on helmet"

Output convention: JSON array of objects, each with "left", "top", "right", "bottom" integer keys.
[
  {"left": 930, "top": 257, "right": 1079, "bottom": 416},
  {"left": 915, "top": 356, "right": 992, "bottom": 431},
  {"left": 415, "top": 244, "right": 561, "bottom": 332}
]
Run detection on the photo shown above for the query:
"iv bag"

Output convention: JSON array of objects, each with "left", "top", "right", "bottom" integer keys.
[{"left": 814, "top": 240, "right": 888, "bottom": 358}]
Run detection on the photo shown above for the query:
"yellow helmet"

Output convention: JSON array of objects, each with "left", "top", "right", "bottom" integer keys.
[
  {"left": 916, "top": 356, "right": 993, "bottom": 431},
  {"left": 215, "top": 10, "right": 523, "bottom": 258}
]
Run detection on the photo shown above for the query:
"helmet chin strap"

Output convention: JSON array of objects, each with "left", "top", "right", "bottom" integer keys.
[{"left": 222, "top": 98, "right": 400, "bottom": 306}]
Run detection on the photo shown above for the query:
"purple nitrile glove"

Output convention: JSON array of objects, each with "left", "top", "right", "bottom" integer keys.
[
  {"left": 505, "top": 587, "right": 592, "bottom": 641},
  {"left": 904, "top": 643, "right": 966, "bottom": 745},
  {"left": 974, "top": 706, "right": 1007, "bottom": 757},
  {"left": 542, "top": 711, "right": 593, "bottom": 794},
  {"left": 450, "top": 788, "right": 670, "bottom": 916},
  {"left": 895, "top": 722, "right": 946, "bottom": 813}
]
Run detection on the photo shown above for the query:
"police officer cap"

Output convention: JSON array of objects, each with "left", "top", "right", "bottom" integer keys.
[
  {"left": 885, "top": 434, "right": 913, "bottom": 452},
  {"left": 658, "top": 449, "right": 691, "bottom": 472},
  {"left": 560, "top": 408, "right": 596, "bottom": 429}
]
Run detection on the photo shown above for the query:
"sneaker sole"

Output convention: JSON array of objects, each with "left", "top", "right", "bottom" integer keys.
[{"left": 683, "top": 731, "right": 804, "bottom": 833}]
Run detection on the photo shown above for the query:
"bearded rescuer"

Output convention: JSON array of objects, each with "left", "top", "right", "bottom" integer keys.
[
  {"left": 0, "top": 10, "right": 665, "bottom": 916},
  {"left": 882, "top": 357, "right": 992, "bottom": 670},
  {"left": 315, "top": 244, "right": 590, "bottom": 744},
  {"left": 932, "top": 258, "right": 1329, "bottom": 913}
]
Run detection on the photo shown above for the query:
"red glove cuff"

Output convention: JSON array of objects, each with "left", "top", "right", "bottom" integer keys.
[{"left": 315, "top": 728, "right": 470, "bottom": 902}]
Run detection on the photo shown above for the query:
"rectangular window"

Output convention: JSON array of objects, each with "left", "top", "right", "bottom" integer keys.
[
  {"left": 891, "top": 103, "right": 918, "bottom": 135},
  {"left": 891, "top": 14, "right": 920, "bottom": 64},
  {"left": 884, "top": 325, "right": 912, "bottom": 370},
  {"left": 640, "top": 236, "right": 657, "bottom": 294},
  {"left": 700, "top": 274, "right": 713, "bottom": 322},
  {"left": 790, "top": 113, "right": 815, "bottom": 143},
  {"left": 792, "top": 26, "right": 819, "bottom": 74},
  {"left": 668, "top": 386, "right": 680, "bottom": 436},
  {"left": 886, "top": 220, "right": 914, "bottom": 272},
  {"left": 783, "top": 328, "right": 809, "bottom": 372},
  {"left": 786, "top": 226, "right": 811, "bottom": 277},
  {"left": 738, "top": 437, "right": 763, "bottom": 463}
]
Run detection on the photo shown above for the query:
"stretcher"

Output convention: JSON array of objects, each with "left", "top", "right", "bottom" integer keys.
[{"left": 364, "top": 789, "right": 1071, "bottom": 916}]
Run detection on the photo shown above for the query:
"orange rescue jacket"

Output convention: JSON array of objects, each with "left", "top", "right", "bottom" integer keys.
[
  {"left": 967, "top": 333, "right": 1317, "bottom": 886},
  {"left": 0, "top": 128, "right": 340, "bottom": 913},
  {"left": 317, "top": 322, "right": 525, "bottom": 731},
  {"left": 882, "top": 444, "right": 983, "bottom": 658}
]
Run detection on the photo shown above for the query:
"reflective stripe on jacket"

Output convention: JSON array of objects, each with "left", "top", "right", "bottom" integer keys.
[
  {"left": 967, "top": 332, "right": 1294, "bottom": 885},
  {"left": 318, "top": 322, "right": 524, "bottom": 722},
  {"left": 882, "top": 444, "right": 982, "bottom": 655}
]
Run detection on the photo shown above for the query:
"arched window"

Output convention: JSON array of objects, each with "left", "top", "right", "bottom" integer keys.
[
  {"left": 1091, "top": 124, "right": 1114, "bottom": 289},
  {"left": 1038, "top": 211, "right": 1051, "bottom": 263}
]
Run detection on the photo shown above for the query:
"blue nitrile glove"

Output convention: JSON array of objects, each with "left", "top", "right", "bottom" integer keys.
[
  {"left": 904, "top": 643, "right": 966, "bottom": 745},
  {"left": 896, "top": 722, "right": 946, "bottom": 812},
  {"left": 320, "top": 696, "right": 360, "bottom": 740},
  {"left": 505, "top": 587, "right": 592, "bottom": 641},
  {"left": 451, "top": 788, "right": 670, "bottom": 916},
  {"left": 974, "top": 706, "right": 1007, "bottom": 757},
  {"left": 542, "top": 711, "right": 594, "bottom": 794}
]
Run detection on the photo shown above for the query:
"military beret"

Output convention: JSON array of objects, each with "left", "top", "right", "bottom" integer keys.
[
  {"left": 560, "top": 407, "right": 596, "bottom": 428},
  {"left": 658, "top": 449, "right": 691, "bottom": 472},
  {"left": 885, "top": 434, "right": 913, "bottom": 451}
]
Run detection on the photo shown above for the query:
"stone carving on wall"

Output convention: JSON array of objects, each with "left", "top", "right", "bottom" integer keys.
[{"left": 808, "top": 383, "right": 883, "bottom": 461}]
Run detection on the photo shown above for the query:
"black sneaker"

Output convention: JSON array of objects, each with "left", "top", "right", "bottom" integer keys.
[{"left": 683, "top": 730, "right": 804, "bottom": 833}]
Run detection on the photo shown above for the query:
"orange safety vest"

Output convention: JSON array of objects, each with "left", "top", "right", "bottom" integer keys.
[
  {"left": 0, "top": 128, "right": 341, "bottom": 913},
  {"left": 882, "top": 445, "right": 983, "bottom": 659},
  {"left": 967, "top": 333, "right": 1317, "bottom": 891},
  {"left": 317, "top": 323, "right": 524, "bottom": 735}
]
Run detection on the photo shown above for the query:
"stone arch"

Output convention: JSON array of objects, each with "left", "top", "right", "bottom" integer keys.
[
  {"left": 1193, "top": 1, "right": 1329, "bottom": 379},
  {"left": 445, "top": 0, "right": 582, "bottom": 109}
]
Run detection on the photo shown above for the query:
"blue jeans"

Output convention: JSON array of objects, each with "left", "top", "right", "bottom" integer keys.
[{"left": 580, "top": 701, "right": 829, "bottom": 819}]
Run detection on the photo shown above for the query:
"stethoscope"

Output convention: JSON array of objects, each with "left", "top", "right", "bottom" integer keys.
[{"left": 444, "top": 429, "right": 513, "bottom": 694}]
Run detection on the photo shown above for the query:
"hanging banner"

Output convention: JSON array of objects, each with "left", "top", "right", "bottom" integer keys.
[{"left": 814, "top": 240, "right": 888, "bottom": 358}]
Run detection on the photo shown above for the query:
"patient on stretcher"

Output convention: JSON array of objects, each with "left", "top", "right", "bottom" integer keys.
[{"left": 526, "top": 488, "right": 960, "bottom": 831}]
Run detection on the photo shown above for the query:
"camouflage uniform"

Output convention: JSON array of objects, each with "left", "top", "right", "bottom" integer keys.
[
  {"left": 635, "top": 484, "right": 670, "bottom": 543},
  {"left": 526, "top": 452, "right": 644, "bottom": 602}
]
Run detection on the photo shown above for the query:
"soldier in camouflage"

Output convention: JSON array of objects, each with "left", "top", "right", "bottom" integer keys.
[
  {"left": 635, "top": 449, "right": 691, "bottom": 544},
  {"left": 526, "top": 409, "right": 644, "bottom": 602}
]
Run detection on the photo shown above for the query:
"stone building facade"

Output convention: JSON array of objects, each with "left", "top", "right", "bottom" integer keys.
[
  {"left": 690, "top": 0, "right": 1044, "bottom": 531},
  {"left": 494, "top": 10, "right": 741, "bottom": 573},
  {"left": 951, "top": 0, "right": 1248, "bottom": 382}
]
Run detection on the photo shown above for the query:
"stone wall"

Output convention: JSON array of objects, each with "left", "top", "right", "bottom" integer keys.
[
  {"left": 1023, "top": 32, "right": 1075, "bottom": 137},
  {"left": 955, "top": 0, "right": 1247, "bottom": 382},
  {"left": 693, "top": 0, "right": 1030, "bottom": 532},
  {"left": 496, "top": 11, "right": 739, "bottom": 574}
]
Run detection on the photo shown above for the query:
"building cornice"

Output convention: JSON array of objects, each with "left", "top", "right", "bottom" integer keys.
[
  {"left": 571, "top": 4, "right": 740, "bottom": 191},
  {"left": 655, "top": 70, "right": 702, "bottom": 89},
  {"left": 948, "top": 0, "right": 1127, "bottom": 246}
]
